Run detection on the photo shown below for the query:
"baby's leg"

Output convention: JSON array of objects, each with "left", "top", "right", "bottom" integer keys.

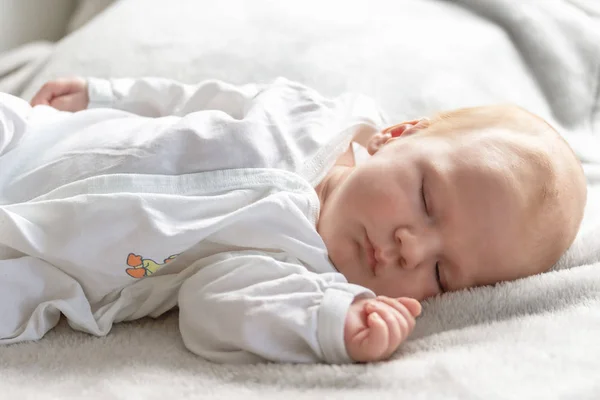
[
  {"left": 0, "top": 92, "right": 30, "bottom": 157},
  {"left": 0, "top": 255, "right": 97, "bottom": 343}
]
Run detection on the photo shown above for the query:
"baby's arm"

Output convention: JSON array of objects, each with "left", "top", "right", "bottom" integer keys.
[
  {"left": 178, "top": 252, "right": 419, "bottom": 364},
  {"left": 31, "top": 76, "right": 262, "bottom": 118},
  {"left": 86, "top": 77, "right": 261, "bottom": 118}
]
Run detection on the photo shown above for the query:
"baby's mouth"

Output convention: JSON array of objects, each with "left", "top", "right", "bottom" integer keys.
[{"left": 364, "top": 229, "right": 378, "bottom": 275}]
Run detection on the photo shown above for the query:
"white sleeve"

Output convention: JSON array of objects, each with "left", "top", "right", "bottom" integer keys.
[
  {"left": 86, "top": 77, "right": 262, "bottom": 118},
  {"left": 178, "top": 253, "right": 375, "bottom": 364}
]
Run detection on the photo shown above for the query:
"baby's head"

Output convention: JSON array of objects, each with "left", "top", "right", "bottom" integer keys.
[{"left": 317, "top": 104, "right": 587, "bottom": 300}]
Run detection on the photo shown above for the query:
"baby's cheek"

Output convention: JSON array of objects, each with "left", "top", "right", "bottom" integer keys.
[
  {"left": 352, "top": 175, "right": 397, "bottom": 209},
  {"left": 377, "top": 273, "right": 431, "bottom": 301}
]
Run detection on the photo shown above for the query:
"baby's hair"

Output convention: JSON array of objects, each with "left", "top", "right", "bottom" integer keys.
[{"left": 421, "top": 104, "right": 587, "bottom": 273}]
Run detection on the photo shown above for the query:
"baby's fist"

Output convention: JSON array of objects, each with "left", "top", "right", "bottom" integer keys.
[
  {"left": 31, "top": 77, "right": 89, "bottom": 112},
  {"left": 344, "top": 296, "right": 421, "bottom": 363}
]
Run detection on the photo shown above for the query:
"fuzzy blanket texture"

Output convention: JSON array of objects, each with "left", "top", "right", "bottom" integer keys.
[{"left": 1, "top": 0, "right": 600, "bottom": 399}]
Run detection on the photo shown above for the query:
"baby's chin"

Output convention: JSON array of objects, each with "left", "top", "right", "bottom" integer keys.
[
  {"left": 327, "top": 251, "right": 351, "bottom": 276},
  {"left": 328, "top": 250, "right": 362, "bottom": 281}
]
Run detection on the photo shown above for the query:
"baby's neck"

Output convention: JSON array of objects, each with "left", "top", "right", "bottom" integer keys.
[{"left": 316, "top": 165, "right": 351, "bottom": 211}]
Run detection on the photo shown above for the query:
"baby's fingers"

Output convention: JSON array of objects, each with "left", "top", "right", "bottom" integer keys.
[
  {"left": 363, "top": 311, "right": 389, "bottom": 359},
  {"left": 376, "top": 297, "right": 418, "bottom": 338},
  {"left": 50, "top": 93, "right": 83, "bottom": 112},
  {"left": 397, "top": 297, "right": 422, "bottom": 318},
  {"left": 30, "top": 84, "right": 53, "bottom": 106},
  {"left": 31, "top": 80, "right": 65, "bottom": 106},
  {"left": 366, "top": 302, "right": 402, "bottom": 353},
  {"left": 30, "top": 78, "right": 84, "bottom": 107}
]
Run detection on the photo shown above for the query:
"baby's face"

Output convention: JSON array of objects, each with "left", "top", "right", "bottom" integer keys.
[{"left": 317, "top": 124, "right": 541, "bottom": 301}]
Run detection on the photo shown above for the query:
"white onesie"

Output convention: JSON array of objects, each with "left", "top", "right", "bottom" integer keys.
[{"left": 0, "top": 77, "right": 384, "bottom": 364}]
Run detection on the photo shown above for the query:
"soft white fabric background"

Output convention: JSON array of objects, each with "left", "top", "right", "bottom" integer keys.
[
  {"left": 1, "top": 0, "right": 600, "bottom": 399},
  {"left": 0, "top": 0, "right": 75, "bottom": 53}
]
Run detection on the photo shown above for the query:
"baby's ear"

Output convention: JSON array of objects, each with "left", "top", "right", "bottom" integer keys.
[
  {"left": 384, "top": 118, "right": 430, "bottom": 138},
  {"left": 367, "top": 118, "right": 429, "bottom": 155}
]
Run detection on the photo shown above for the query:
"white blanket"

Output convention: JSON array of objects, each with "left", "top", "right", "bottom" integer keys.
[
  {"left": 2, "top": 0, "right": 600, "bottom": 398},
  {"left": 0, "top": 41, "right": 54, "bottom": 95}
]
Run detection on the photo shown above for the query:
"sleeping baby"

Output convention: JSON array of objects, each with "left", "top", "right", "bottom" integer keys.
[{"left": 0, "top": 76, "right": 586, "bottom": 364}]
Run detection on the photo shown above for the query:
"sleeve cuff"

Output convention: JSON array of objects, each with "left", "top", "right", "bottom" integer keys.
[
  {"left": 317, "top": 287, "right": 373, "bottom": 364},
  {"left": 87, "top": 78, "right": 114, "bottom": 109}
]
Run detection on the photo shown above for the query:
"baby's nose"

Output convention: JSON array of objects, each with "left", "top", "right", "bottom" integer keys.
[
  {"left": 401, "top": 243, "right": 426, "bottom": 270},
  {"left": 395, "top": 228, "right": 436, "bottom": 270}
]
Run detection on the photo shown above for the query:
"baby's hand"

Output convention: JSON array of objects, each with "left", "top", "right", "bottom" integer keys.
[
  {"left": 344, "top": 296, "right": 421, "bottom": 363},
  {"left": 30, "top": 77, "right": 89, "bottom": 112}
]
